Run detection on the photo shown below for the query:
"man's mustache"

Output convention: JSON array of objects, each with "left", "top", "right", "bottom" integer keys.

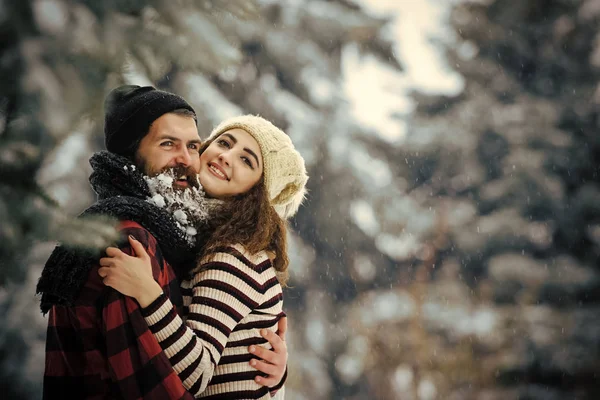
[{"left": 164, "top": 165, "right": 200, "bottom": 189}]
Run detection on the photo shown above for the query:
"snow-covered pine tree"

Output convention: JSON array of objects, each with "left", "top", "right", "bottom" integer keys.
[
  {"left": 1, "top": 0, "right": 402, "bottom": 398},
  {"left": 0, "top": 0, "right": 259, "bottom": 397},
  {"left": 345, "top": 0, "right": 600, "bottom": 399}
]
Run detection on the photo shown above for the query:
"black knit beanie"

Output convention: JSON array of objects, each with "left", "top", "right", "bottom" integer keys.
[{"left": 104, "top": 85, "right": 196, "bottom": 157}]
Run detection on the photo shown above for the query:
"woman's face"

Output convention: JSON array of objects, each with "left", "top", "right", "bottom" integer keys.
[{"left": 198, "top": 128, "right": 263, "bottom": 199}]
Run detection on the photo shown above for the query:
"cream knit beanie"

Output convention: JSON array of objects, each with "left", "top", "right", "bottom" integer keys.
[{"left": 208, "top": 115, "right": 308, "bottom": 219}]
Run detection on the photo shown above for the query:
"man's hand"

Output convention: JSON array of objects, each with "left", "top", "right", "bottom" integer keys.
[{"left": 248, "top": 316, "right": 288, "bottom": 387}]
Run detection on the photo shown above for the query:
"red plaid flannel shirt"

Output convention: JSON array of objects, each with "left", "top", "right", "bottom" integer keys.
[{"left": 43, "top": 221, "right": 195, "bottom": 400}]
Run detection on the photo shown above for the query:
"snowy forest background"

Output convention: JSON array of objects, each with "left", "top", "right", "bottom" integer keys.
[{"left": 2, "top": 0, "right": 600, "bottom": 399}]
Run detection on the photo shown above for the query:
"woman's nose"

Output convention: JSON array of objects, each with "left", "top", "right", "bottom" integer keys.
[{"left": 218, "top": 152, "right": 231, "bottom": 166}]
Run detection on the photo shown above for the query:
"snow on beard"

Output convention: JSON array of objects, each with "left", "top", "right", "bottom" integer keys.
[
  {"left": 145, "top": 166, "right": 223, "bottom": 244},
  {"left": 171, "top": 164, "right": 200, "bottom": 191}
]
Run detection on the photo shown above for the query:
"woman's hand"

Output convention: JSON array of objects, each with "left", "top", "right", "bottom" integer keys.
[{"left": 98, "top": 235, "right": 163, "bottom": 308}]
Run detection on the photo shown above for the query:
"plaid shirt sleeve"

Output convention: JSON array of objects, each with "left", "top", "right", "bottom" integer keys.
[{"left": 101, "top": 225, "right": 194, "bottom": 400}]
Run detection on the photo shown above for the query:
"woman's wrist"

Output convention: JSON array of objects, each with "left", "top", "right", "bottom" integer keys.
[{"left": 136, "top": 281, "right": 164, "bottom": 308}]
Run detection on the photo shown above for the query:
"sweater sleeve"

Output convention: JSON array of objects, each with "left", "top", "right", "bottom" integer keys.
[
  {"left": 141, "top": 248, "right": 267, "bottom": 397},
  {"left": 270, "top": 386, "right": 285, "bottom": 399},
  {"left": 270, "top": 367, "right": 287, "bottom": 397}
]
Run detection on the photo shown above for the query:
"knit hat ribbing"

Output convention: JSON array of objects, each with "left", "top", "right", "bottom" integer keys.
[
  {"left": 104, "top": 85, "right": 196, "bottom": 157},
  {"left": 208, "top": 115, "right": 308, "bottom": 219}
]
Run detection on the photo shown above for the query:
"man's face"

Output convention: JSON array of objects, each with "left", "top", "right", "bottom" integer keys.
[{"left": 135, "top": 113, "right": 201, "bottom": 189}]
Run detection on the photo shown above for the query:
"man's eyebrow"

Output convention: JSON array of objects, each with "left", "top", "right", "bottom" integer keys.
[
  {"left": 158, "top": 135, "right": 201, "bottom": 144},
  {"left": 157, "top": 135, "right": 181, "bottom": 142}
]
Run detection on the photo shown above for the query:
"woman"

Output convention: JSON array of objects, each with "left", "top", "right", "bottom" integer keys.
[{"left": 98, "top": 115, "right": 308, "bottom": 399}]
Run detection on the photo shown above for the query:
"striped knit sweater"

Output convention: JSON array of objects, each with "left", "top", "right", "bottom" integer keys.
[{"left": 141, "top": 245, "right": 286, "bottom": 399}]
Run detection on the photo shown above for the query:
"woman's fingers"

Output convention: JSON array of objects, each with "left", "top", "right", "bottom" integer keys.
[
  {"left": 98, "top": 266, "right": 119, "bottom": 287},
  {"left": 99, "top": 257, "right": 113, "bottom": 267},
  {"left": 128, "top": 235, "right": 149, "bottom": 260},
  {"left": 105, "top": 246, "right": 123, "bottom": 258}
]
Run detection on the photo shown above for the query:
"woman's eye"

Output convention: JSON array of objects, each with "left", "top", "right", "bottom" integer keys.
[
  {"left": 217, "top": 139, "right": 230, "bottom": 148},
  {"left": 241, "top": 157, "right": 253, "bottom": 168},
  {"left": 161, "top": 141, "right": 174, "bottom": 147}
]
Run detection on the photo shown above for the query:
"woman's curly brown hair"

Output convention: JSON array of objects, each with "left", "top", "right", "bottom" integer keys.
[{"left": 196, "top": 135, "right": 290, "bottom": 286}]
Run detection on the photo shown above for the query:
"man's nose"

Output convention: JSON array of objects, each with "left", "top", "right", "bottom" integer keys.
[{"left": 175, "top": 147, "right": 193, "bottom": 166}]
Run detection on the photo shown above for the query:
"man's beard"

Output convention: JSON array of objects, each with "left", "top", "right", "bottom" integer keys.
[
  {"left": 144, "top": 166, "right": 223, "bottom": 244},
  {"left": 137, "top": 156, "right": 200, "bottom": 190}
]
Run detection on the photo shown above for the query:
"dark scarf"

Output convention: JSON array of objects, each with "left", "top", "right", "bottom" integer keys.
[{"left": 36, "top": 151, "right": 200, "bottom": 314}]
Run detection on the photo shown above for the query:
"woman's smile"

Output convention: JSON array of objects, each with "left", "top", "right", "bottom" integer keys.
[{"left": 208, "top": 162, "right": 229, "bottom": 180}]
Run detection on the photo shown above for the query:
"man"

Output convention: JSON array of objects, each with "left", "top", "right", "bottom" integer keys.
[{"left": 36, "top": 85, "right": 287, "bottom": 399}]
